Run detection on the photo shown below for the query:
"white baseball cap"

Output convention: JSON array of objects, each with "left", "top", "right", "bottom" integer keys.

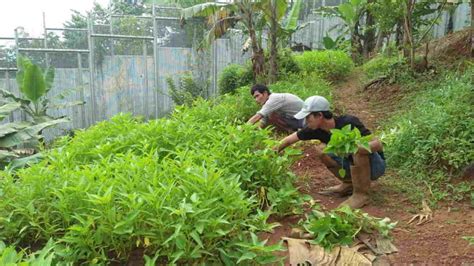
[{"left": 294, "top": 96, "right": 330, "bottom": 120}]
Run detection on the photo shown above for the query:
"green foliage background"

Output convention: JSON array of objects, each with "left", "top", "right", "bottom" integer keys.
[{"left": 294, "top": 50, "right": 354, "bottom": 81}]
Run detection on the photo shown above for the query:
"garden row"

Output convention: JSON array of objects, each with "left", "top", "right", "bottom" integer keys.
[{"left": 0, "top": 50, "right": 348, "bottom": 264}]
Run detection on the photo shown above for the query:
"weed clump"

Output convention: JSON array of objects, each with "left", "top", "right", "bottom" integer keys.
[{"left": 294, "top": 50, "right": 354, "bottom": 81}]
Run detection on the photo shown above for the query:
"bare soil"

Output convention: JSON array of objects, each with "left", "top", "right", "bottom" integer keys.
[{"left": 265, "top": 64, "right": 474, "bottom": 264}]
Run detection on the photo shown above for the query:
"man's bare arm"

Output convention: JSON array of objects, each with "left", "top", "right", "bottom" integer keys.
[
  {"left": 358, "top": 138, "right": 383, "bottom": 154},
  {"left": 247, "top": 113, "right": 263, "bottom": 125},
  {"left": 277, "top": 132, "right": 300, "bottom": 152}
]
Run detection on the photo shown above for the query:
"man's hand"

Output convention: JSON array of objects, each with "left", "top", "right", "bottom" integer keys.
[
  {"left": 247, "top": 113, "right": 263, "bottom": 125},
  {"left": 275, "top": 132, "right": 300, "bottom": 154}
]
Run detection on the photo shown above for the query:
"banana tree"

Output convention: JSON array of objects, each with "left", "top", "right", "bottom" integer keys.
[
  {"left": 0, "top": 57, "right": 77, "bottom": 170},
  {"left": 2, "top": 57, "right": 83, "bottom": 123},
  {"left": 259, "top": 0, "right": 302, "bottom": 83},
  {"left": 317, "top": 0, "right": 368, "bottom": 61},
  {"left": 0, "top": 101, "right": 68, "bottom": 170},
  {"left": 180, "top": 1, "right": 266, "bottom": 81}
]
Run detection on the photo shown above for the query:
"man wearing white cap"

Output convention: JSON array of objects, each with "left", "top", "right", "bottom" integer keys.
[{"left": 277, "top": 96, "right": 386, "bottom": 209}]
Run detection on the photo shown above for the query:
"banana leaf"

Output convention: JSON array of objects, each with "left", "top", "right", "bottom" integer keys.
[
  {"left": 0, "top": 102, "right": 21, "bottom": 120},
  {"left": 259, "top": 0, "right": 288, "bottom": 22},
  {"left": 7, "top": 152, "right": 44, "bottom": 171},
  {"left": 284, "top": 0, "right": 302, "bottom": 31},
  {"left": 0, "top": 89, "right": 30, "bottom": 106},
  {"left": 0, "top": 118, "right": 69, "bottom": 148},
  {"left": 0, "top": 150, "right": 19, "bottom": 160},
  {"left": 22, "top": 64, "right": 46, "bottom": 103},
  {"left": 0, "top": 122, "right": 31, "bottom": 138},
  {"left": 44, "top": 68, "right": 55, "bottom": 94},
  {"left": 181, "top": 2, "right": 230, "bottom": 20}
]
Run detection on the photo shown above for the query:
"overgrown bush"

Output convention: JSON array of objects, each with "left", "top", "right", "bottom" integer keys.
[
  {"left": 362, "top": 55, "right": 402, "bottom": 80},
  {"left": 276, "top": 49, "right": 301, "bottom": 77},
  {"left": 167, "top": 72, "right": 208, "bottom": 106},
  {"left": 294, "top": 50, "right": 354, "bottom": 81},
  {"left": 218, "top": 64, "right": 252, "bottom": 95},
  {"left": 383, "top": 66, "right": 474, "bottom": 176}
]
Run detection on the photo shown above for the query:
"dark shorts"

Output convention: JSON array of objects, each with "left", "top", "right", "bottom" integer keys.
[{"left": 328, "top": 152, "right": 386, "bottom": 180}]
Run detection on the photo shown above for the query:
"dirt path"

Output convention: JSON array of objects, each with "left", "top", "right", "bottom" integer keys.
[{"left": 265, "top": 71, "right": 474, "bottom": 264}]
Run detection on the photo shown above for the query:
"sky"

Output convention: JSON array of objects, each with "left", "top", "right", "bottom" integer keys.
[{"left": 0, "top": 0, "right": 110, "bottom": 38}]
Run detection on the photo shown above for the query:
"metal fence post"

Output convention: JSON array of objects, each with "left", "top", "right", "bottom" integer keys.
[
  {"left": 143, "top": 39, "right": 149, "bottom": 119},
  {"left": 77, "top": 53, "right": 86, "bottom": 128},
  {"left": 87, "top": 15, "right": 97, "bottom": 124},
  {"left": 152, "top": 4, "right": 159, "bottom": 118}
]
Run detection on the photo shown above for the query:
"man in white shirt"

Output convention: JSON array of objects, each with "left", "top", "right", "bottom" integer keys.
[{"left": 247, "top": 84, "right": 304, "bottom": 132}]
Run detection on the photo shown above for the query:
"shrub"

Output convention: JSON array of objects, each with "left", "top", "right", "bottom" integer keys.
[
  {"left": 218, "top": 64, "right": 252, "bottom": 95},
  {"left": 362, "top": 55, "right": 402, "bottom": 80},
  {"left": 276, "top": 49, "right": 301, "bottom": 77},
  {"left": 383, "top": 66, "right": 474, "bottom": 175},
  {"left": 167, "top": 72, "right": 208, "bottom": 106},
  {"left": 294, "top": 50, "right": 354, "bottom": 81}
]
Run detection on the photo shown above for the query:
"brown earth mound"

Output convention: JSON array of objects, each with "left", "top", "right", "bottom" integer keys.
[{"left": 427, "top": 29, "right": 471, "bottom": 60}]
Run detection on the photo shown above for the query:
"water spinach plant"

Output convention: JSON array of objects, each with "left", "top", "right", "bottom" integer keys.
[
  {"left": 323, "top": 125, "right": 372, "bottom": 177},
  {"left": 0, "top": 67, "right": 335, "bottom": 264}
]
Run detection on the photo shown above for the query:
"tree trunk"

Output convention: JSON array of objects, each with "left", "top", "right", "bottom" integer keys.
[
  {"left": 351, "top": 19, "right": 363, "bottom": 63},
  {"left": 268, "top": 0, "right": 279, "bottom": 84},
  {"left": 395, "top": 21, "right": 403, "bottom": 47},
  {"left": 471, "top": 0, "right": 473, "bottom": 57},
  {"left": 386, "top": 34, "right": 393, "bottom": 56},
  {"left": 241, "top": 4, "right": 265, "bottom": 82},
  {"left": 373, "top": 30, "right": 385, "bottom": 54},
  {"left": 363, "top": 2, "right": 376, "bottom": 58},
  {"left": 403, "top": 0, "right": 415, "bottom": 69}
]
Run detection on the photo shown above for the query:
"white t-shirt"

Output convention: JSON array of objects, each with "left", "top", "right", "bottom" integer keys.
[{"left": 257, "top": 93, "right": 303, "bottom": 124}]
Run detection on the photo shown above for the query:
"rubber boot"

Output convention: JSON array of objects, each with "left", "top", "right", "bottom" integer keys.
[
  {"left": 339, "top": 154, "right": 371, "bottom": 209},
  {"left": 318, "top": 166, "right": 353, "bottom": 197}
]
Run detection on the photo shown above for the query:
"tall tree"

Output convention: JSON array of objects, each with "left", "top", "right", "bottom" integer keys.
[
  {"left": 180, "top": 1, "right": 266, "bottom": 81},
  {"left": 471, "top": 0, "right": 473, "bottom": 57},
  {"left": 260, "top": 0, "right": 302, "bottom": 83}
]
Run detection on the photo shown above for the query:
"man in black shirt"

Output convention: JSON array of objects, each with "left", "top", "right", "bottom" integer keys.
[{"left": 277, "top": 96, "right": 386, "bottom": 209}]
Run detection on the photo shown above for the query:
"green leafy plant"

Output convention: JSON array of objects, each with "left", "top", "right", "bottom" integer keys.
[
  {"left": 362, "top": 55, "right": 403, "bottom": 80},
  {"left": 294, "top": 50, "right": 354, "bottom": 81},
  {"left": 4, "top": 56, "right": 81, "bottom": 123},
  {"left": 323, "top": 125, "right": 371, "bottom": 177},
  {"left": 316, "top": 0, "right": 368, "bottom": 61},
  {"left": 0, "top": 94, "right": 301, "bottom": 263},
  {"left": 0, "top": 239, "right": 56, "bottom": 265},
  {"left": 275, "top": 48, "right": 301, "bottom": 77},
  {"left": 166, "top": 72, "right": 208, "bottom": 106},
  {"left": 0, "top": 57, "right": 79, "bottom": 169},
  {"left": 267, "top": 184, "right": 312, "bottom": 216},
  {"left": 383, "top": 67, "right": 474, "bottom": 177},
  {"left": 218, "top": 64, "right": 252, "bottom": 95},
  {"left": 302, "top": 206, "right": 397, "bottom": 250}
]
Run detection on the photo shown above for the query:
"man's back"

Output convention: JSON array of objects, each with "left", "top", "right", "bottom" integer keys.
[{"left": 258, "top": 93, "right": 303, "bottom": 120}]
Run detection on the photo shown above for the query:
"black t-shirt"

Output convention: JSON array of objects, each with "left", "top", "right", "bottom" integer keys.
[{"left": 297, "top": 115, "right": 371, "bottom": 144}]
